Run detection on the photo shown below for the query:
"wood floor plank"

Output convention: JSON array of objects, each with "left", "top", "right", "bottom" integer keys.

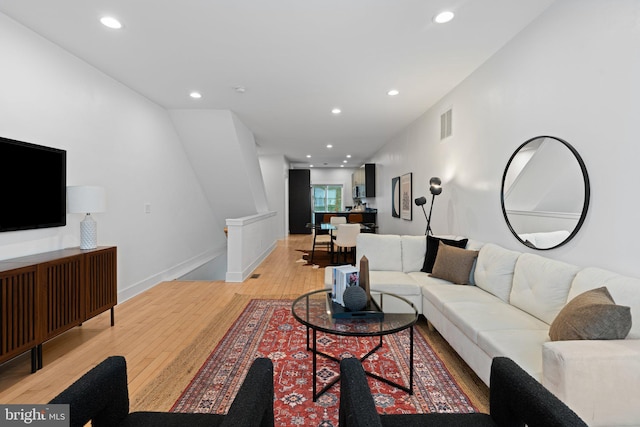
[{"left": 0, "top": 234, "right": 489, "bottom": 412}]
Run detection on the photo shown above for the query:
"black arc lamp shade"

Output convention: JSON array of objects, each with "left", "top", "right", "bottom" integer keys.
[{"left": 430, "top": 177, "right": 442, "bottom": 196}]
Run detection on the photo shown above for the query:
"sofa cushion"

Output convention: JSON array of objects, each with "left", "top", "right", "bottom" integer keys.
[
  {"left": 549, "top": 287, "right": 632, "bottom": 341},
  {"left": 367, "top": 271, "right": 422, "bottom": 295},
  {"left": 401, "top": 235, "right": 427, "bottom": 272},
  {"left": 421, "top": 235, "right": 468, "bottom": 273},
  {"left": 477, "top": 329, "right": 550, "bottom": 382},
  {"left": 474, "top": 243, "right": 521, "bottom": 303},
  {"left": 417, "top": 277, "right": 502, "bottom": 312},
  {"left": 356, "top": 234, "right": 402, "bottom": 271},
  {"left": 569, "top": 267, "right": 640, "bottom": 339},
  {"left": 510, "top": 253, "right": 580, "bottom": 324},
  {"left": 442, "top": 300, "right": 550, "bottom": 345},
  {"left": 430, "top": 242, "right": 478, "bottom": 285}
]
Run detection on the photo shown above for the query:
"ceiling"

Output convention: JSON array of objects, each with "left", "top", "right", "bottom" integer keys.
[{"left": 0, "top": 0, "right": 555, "bottom": 168}]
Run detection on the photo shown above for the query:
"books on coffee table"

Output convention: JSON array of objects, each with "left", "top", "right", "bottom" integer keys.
[{"left": 330, "top": 265, "right": 359, "bottom": 306}]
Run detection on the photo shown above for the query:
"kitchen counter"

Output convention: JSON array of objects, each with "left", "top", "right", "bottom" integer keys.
[{"left": 314, "top": 211, "right": 377, "bottom": 230}]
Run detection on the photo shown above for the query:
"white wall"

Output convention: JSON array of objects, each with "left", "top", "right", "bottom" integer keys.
[
  {"left": 0, "top": 13, "right": 225, "bottom": 300},
  {"left": 232, "top": 113, "right": 270, "bottom": 213},
  {"left": 310, "top": 167, "right": 358, "bottom": 209},
  {"left": 370, "top": 0, "right": 640, "bottom": 277},
  {"left": 169, "top": 109, "right": 266, "bottom": 228},
  {"left": 259, "top": 154, "right": 288, "bottom": 239}
]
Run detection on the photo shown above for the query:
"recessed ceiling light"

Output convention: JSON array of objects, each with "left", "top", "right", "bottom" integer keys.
[
  {"left": 310, "top": 164, "right": 314, "bottom": 168},
  {"left": 346, "top": 154, "right": 352, "bottom": 158},
  {"left": 343, "top": 160, "right": 348, "bottom": 163},
  {"left": 434, "top": 11, "right": 455, "bottom": 24},
  {"left": 387, "top": 89, "right": 400, "bottom": 96},
  {"left": 340, "top": 165, "right": 344, "bottom": 168},
  {"left": 189, "top": 91, "right": 202, "bottom": 99},
  {"left": 100, "top": 16, "right": 123, "bottom": 29},
  {"left": 306, "top": 154, "right": 311, "bottom": 158},
  {"left": 331, "top": 108, "right": 341, "bottom": 115},
  {"left": 326, "top": 144, "right": 333, "bottom": 149}
]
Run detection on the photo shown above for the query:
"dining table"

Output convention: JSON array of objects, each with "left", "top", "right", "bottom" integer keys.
[{"left": 305, "top": 222, "right": 376, "bottom": 263}]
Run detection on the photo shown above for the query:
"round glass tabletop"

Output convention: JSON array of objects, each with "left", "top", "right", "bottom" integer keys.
[{"left": 291, "top": 288, "right": 418, "bottom": 336}]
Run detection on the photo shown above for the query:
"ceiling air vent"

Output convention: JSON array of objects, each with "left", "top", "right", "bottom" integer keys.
[{"left": 440, "top": 108, "right": 452, "bottom": 140}]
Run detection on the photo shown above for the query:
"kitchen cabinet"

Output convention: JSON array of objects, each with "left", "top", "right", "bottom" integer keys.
[{"left": 352, "top": 163, "right": 376, "bottom": 198}]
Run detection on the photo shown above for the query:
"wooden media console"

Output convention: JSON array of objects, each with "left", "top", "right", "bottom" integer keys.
[{"left": 0, "top": 246, "right": 117, "bottom": 372}]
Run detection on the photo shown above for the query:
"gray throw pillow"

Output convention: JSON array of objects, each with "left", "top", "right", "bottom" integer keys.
[
  {"left": 549, "top": 286, "right": 632, "bottom": 341},
  {"left": 429, "top": 242, "right": 479, "bottom": 285}
]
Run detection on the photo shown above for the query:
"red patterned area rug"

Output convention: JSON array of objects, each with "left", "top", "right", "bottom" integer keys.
[{"left": 171, "top": 299, "right": 477, "bottom": 426}]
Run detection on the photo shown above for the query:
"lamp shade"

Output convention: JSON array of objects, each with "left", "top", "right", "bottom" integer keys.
[
  {"left": 67, "top": 186, "right": 106, "bottom": 214},
  {"left": 429, "top": 177, "right": 442, "bottom": 196}
]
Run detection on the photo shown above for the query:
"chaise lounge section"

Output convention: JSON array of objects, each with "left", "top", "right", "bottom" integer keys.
[{"left": 325, "top": 233, "right": 640, "bottom": 426}]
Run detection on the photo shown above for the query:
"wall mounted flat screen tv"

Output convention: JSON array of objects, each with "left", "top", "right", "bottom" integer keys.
[{"left": 0, "top": 136, "right": 67, "bottom": 232}]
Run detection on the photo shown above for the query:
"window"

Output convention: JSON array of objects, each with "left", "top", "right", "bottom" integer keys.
[{"left": 312, "top": 185, "right": 342, "bottom": 213}]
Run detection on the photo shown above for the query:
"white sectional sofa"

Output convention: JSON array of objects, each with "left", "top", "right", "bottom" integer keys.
[{"left": 324, "top": 233, "right": 640, "bottom": 426}]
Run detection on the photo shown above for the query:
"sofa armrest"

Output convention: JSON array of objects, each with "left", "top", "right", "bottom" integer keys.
[
  {"left": 49, "top": 356, "right": 129, "bottom": 427},
  {"left": 490, "top": 357, "right": 586, "bottom": 427},
  {"left": 543, "top": 339, "right": 640, "bottom": 426},
  {"left": 222, "top": 357, "right": 274, "bottom": 427}
]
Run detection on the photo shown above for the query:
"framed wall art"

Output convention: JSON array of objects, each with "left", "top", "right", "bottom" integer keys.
[
  {"left": 391, "top": 176, "right": 400, "bottom": 218},
  {"left": 400, "top": 173, "right": 412, "bottom": 220}
]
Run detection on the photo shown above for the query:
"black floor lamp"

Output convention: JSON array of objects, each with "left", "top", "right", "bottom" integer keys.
[{"left": 414, "top": 177, "right": 442, "bottom": 235}]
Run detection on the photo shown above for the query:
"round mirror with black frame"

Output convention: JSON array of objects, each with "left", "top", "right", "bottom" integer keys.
[{"left": 501, "top": 135, "right": 590, "bottom": 250}]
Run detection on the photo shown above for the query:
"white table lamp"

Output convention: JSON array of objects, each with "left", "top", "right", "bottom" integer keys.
[{"left": 67, "top": 186, "right": 107, "bottom": 250}]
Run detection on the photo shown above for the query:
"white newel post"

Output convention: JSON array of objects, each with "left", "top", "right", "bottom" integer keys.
[{"left": 225, "top": 211, "right": 278, "bottom": 282}]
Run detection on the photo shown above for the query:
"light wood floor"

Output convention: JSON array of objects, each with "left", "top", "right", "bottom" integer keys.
[{"left": 0, "top": 234, "right": 489, "bottom": 412}]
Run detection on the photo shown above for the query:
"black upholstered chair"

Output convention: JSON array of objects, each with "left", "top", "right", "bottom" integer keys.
[
  {"left": 339, "top": 356, "right": 587, "bottom": 427},
  {"left": 50, "top": 355, "right": 274, "bottom": 427}
]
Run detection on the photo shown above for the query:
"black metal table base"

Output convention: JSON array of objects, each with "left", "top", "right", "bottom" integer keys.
[{"left": 307, "top": 326, "right": 414, "bottom": 401}]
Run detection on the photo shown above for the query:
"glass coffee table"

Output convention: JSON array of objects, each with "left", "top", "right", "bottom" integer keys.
[{"left": 291, "top": 288, "right": 418, "bottom": 401}]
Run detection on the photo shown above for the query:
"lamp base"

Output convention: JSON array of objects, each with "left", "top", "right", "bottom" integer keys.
[{"left": 79, "top": 214, "right": 98, "bottom": 250}]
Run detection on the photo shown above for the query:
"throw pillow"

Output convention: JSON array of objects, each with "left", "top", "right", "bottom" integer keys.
[
  {"left": 549, "top": 286, "right": 632, "bottom": 341},
  {"left": 430, "top": 242, "right": 479, "bottom": 285},
  {"left": 421, "top": 235, "right": 468, "bottom": 273}
]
